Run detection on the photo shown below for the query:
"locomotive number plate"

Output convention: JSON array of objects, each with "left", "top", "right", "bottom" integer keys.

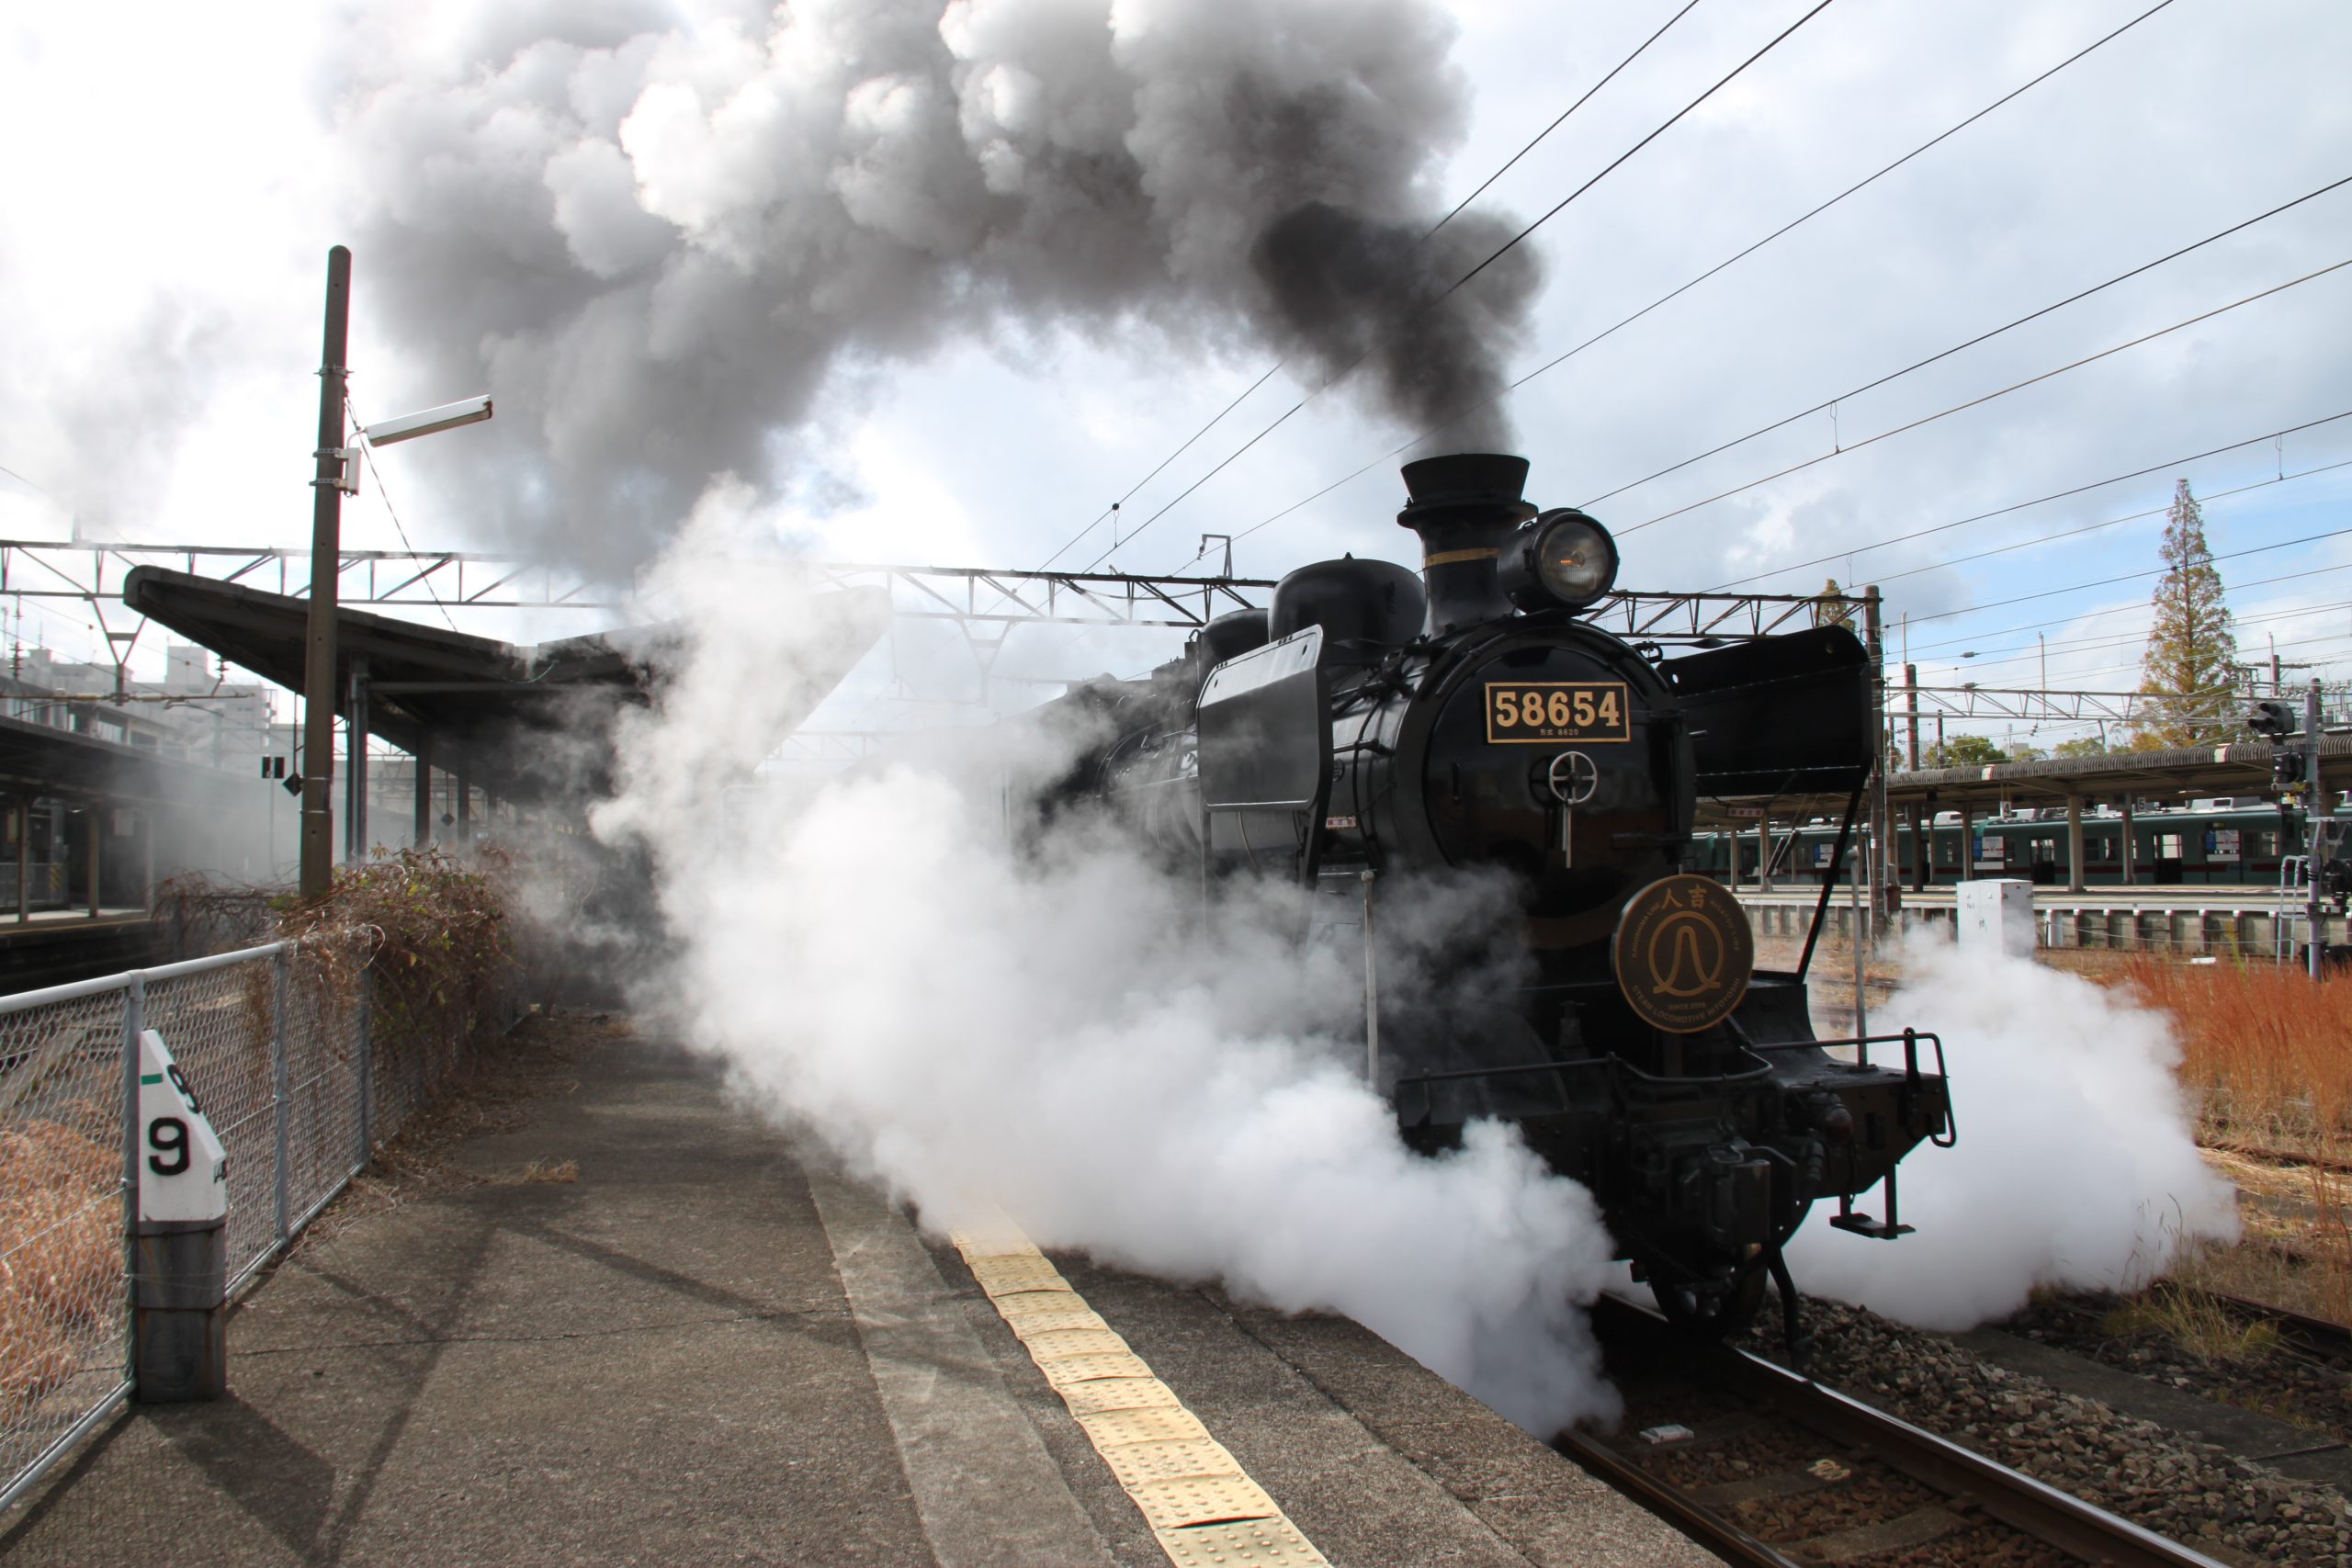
[{"left": 1484, "top": 682, "right": 1630, "bottom": 744}]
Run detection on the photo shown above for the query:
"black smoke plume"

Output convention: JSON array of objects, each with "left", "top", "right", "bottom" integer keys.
[{"left": 322, "top": 0, "right": 1545, "bottom": 574}]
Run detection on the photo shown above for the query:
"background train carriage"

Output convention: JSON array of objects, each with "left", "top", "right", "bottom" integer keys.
[{"left": 1694, "top": 795, "right": 2352, "bottom": 889}]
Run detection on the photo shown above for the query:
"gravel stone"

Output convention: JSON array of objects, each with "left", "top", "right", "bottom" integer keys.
[{"left": 1742, "top": 1300, "right": 2352, "bottom": 1567}]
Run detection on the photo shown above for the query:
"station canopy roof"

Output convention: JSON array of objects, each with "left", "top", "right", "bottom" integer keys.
[
  {"left": 0, "top": 707, "right": 249, "bottom": 810},
  {"left": 1697, "top": 733, "right": 2352, "bottom": 828},
  {"left": 121, "top": 567, "right": 890, "bottom": 803}
]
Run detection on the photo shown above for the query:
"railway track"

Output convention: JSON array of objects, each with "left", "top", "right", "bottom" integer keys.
[
  {"left": 1555, "top": 1297, "right": 2229, "bottom": 1568},
  {"left": 2208, "top": 1287, "right": 2352, "bottom": 1362}
]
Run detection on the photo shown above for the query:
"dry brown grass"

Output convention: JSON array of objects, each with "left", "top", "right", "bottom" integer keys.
[
  {"left": 157, "top": 845, "right": 524, "bottom": 1078},
  {"left": 2111, "top": 955, "right": 2352, "bottom": 1162},
  {"left": 2102, "top": 1281, "right": 2284, "bottom": 1364},
  {"left": 0, "top": 1120, "right": 118, "bottom": 1423}
]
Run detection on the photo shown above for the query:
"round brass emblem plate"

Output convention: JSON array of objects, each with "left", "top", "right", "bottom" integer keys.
[{"left": 1611, "top": 874, "right": 1754, "bottom": 1033}]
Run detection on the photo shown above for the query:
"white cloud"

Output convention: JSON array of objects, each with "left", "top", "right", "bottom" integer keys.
[{"left": 1, "top": 0, "right": 2346, "bottom": 699}]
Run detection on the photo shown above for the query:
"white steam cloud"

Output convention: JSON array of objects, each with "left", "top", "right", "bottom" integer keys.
[
  {"left": 1790, "top": 933, "right": 2239, "bottom": 1329},
  {"left": 593, "top": 497, "right": 1622, "bottom": 1433},
  {"left": 325, "top": 0, "right": 1544, "bottom": 574}
]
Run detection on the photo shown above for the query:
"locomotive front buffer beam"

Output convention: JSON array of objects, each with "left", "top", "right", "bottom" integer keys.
[{"left": 1393, "top": 1032, "right": 1951, "bottom": 1341}]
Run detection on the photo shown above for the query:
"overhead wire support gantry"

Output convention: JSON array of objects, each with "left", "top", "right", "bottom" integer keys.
[
  {"left": 804, "top": 562, "right": 1275, "bottom": 630},
  {"left": 0, "top": 538, "right": 620, "bottom": 612},
  {"left": 5, "top": 536, "right": 1882, "bottom": 668}
]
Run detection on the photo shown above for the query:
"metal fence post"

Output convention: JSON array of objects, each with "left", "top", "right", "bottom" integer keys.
[
  {"left": 119, "top": 973, "right": 143, "bottom": 1386},
  {"left": 271, "top": 946, "right": 291, "bottom": 1244},
  {"left": 410, "top": 968, "right": 425, "bottom": 1112},
  {"left": 354, "top": 964, "right": 373, "bottom": 1171}
]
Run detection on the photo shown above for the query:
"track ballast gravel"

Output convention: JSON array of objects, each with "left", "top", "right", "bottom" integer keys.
[{"left": 1741, "top": 1300, "right": 2352, "bottom": 1567}]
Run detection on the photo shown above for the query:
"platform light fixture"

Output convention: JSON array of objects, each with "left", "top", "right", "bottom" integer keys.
[{"left": 359, "top": 395, "right": 492, "bottom": 447}]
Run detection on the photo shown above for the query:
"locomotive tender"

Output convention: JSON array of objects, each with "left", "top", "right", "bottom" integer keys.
[{"left": 1045, "top": 453, "right": 1952, "bottom": 1337}]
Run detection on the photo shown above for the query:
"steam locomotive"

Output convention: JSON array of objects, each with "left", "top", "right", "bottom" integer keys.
[{"left": 1040, "top": 453, "right": 1952, "bottom": 1339}]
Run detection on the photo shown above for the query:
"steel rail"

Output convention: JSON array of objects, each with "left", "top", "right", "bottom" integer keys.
[
  {"left": 2204, "top": 1288, "right": 2352, "bottom": 1359},
  {"left": 1551, "top": 1422, "right": 1807, "bottom": 1567},
  {"left": 1566, "top": 1296, "right": 2231, "bottom": 1568}
]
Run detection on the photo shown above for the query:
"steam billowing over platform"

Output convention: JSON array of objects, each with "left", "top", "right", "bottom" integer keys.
[
  {"left": 119, "top": 565, "right": 889, "bottom": 810},
  {"left": 0, "top": 1021, "right": 1717, "bottom": 1567}
]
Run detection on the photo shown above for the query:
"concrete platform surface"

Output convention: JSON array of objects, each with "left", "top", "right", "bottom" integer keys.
[{"left": 0, "top": 1027, "right": 1704, "bottom": 1568}]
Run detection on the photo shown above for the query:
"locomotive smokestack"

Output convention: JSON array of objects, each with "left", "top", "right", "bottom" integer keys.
[{"left": 1397, "top": 453, "right": 1537, "bottom": 635}]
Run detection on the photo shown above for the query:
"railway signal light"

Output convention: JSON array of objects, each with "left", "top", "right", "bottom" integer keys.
[{"left": 2249, "top": 698, "right": 2297, "bottom": 738}]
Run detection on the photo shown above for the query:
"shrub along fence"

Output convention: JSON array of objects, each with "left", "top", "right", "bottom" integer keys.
[{"left": 0, "top": 935, "right": 514, "bottom": 1511}]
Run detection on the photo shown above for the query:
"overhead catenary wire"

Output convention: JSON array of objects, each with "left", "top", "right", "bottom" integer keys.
[
  {"left": 1721, "top": 434, "right": 2352, "bottom": 597},
  {"left": 1035, "top": 0, "right": 1713, "bottom": 578},
  {"left": 1620, "top": 254, "right": 2352, "bottom": 536},
  {"left": 1032, "top": 362, "right": 1284, "bottom": 572},
  {"left": 1712, "top": 415, "right": 2352, "bottom": 592},
  {"left": 1911, "top": 598, "right": 2352, "bottom": 678},
  {"left": 1438, "top": 0, "right": 1837, "bottom": 299},
  {"left": 1862, "top": 457, "right": 2352, "bottom": 590},
  {"left": 1905, "top": 559, "right": 2352, "bottom": 658},
  {"left": 1096, "top": 0, "right": 1838, "bottom": 572},
  {"left": 1589, "top": 172, "right": 2352, "bottom": 513},
  {"left": 1922, "top": 621, "right": 2352, "bottom": 692},
  {"left": 1944, "top": 632, "right": 2352, "bottom": 716},
  {"left": 1211, "top": 0, "right": 2184, "bottom": 561},
  {"left": 1425, "top": 0, "right": 1705, "bottom": 239},
  {"left": 1708, "top": 412, "right": 2352, "bottom": 591},
  {"left": 1900, "top": 524, "right": 2352, "bottom": 629}
]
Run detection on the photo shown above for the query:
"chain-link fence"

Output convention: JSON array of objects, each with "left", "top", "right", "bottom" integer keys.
[{"left": 0, "top": 941, "right": 483, "bottom": 1512}]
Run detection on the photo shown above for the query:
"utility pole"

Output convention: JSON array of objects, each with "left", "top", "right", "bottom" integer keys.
[
  {"left": 2267, "top": 635, "right": 2312, "bottom": 694},
  {"left": 2258, "top": 682, "right": 2334, "bottom": 977},
  {"left": 1904, "top": 662, "right": 1921, "bottom": 772},
  {"left": 300, "top": 247, "right": 350, "bottom": 900},
  {"left": 1864, "top": 586, "right": 1893, "bottom": 919},
  {"left": 2307, "top": 677, "right": 2327, "bottom": 980}
]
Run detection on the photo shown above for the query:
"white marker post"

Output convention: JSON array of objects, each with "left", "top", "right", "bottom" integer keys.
[{"left": 132, "top": 1029, "right": 228, "bottom": 1402}]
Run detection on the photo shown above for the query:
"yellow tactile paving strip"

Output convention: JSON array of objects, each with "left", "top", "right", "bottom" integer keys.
[{"left": 953, "top": 1229, "right": 1333, "bottom": 1567}]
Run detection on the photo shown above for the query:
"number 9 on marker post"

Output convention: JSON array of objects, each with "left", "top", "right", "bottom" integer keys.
[{"left": 137, "top": 1029, "right": 227, "bottom": 1224}]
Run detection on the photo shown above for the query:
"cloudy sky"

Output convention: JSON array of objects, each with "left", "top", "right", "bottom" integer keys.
[{"left": 2, "top": 0, "right": 2347, "bottom": 751}]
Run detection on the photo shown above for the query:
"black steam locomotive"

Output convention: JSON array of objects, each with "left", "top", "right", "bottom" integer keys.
[{"left": 1041, "top": 453, "right": 1952, "bottom": 1338}]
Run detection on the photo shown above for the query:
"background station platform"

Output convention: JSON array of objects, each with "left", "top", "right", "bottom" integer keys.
[
  {"left": 1733, "top": 882, "right": 2323, "bottom": 955},
  {"left": 0, "top": 1028, "right": 1703, "bottom": 1568},
  {"left": 0, "top": 909, "right": 164, "bottom": 995}
]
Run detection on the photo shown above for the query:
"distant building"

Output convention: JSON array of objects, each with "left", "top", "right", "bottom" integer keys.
[{"left": 0, "top": 641, "right": 271, "bottom": 773}]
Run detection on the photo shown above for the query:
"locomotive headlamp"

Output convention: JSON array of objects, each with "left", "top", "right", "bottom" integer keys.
[{"left": 1500, "top": 507, "right": 1620, "bottom": 613}]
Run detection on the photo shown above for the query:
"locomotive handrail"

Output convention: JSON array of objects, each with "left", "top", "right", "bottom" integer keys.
[
  {"left": 1391, "top": 1056, "right": 1607, "bottom": 1129},
  {"left": 1745, "top": 1027, "right": 1944, "bottom": 1068},
  {"left": 1746, "top": 1027, "right": 1956, "bottom": 1147},
  {"left": 1391, "top": 1056, "right": 1616, "bottom": 1089},
  {"left": 1390, "top": 1048, "right": 1782, "bottom": 1117}
]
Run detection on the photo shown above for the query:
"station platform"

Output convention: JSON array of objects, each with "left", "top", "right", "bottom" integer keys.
[
  {"left": 0, "top": 908, "right": 164, "bottom": 995},
  {"left": 0, "top": 1027, "right": 1704, "bottom": 1567},
  {"left": 1734, "top": 882, "right": 2322, "bottom": 955}
]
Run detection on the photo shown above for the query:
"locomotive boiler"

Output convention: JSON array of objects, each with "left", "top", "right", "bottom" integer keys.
[{"left": 1042, "top": 452, "right": 1952, "bottom": 1339}]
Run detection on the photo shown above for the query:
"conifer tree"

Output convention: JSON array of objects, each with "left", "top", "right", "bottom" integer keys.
[
  {"left": 1815, "top": 577, "right": 1857, "bottom": 629},
  {"left": 2132, "top": 479, "right": 2238, "bottom": 748}
]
